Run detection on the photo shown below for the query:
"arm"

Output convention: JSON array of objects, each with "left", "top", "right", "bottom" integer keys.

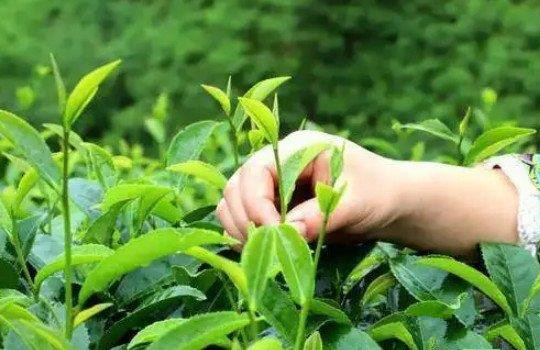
[{"left": 217, "top": 130, "right": 519, "bottom": 258}]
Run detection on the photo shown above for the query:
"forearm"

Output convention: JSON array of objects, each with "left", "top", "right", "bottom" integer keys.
[{"left": 370, "top": 161, "right": 518, "bottom": 258}]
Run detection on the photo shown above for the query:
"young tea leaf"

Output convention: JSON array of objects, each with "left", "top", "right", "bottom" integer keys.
[
  {"left": 361, "top": 272, "right": 396, "bottom": 306},
  {"left": 369, "top": 322, "right": 418, "bottom": 350},
  {"left": 201, "top": 84, "right": 231, "bottom": 116},
  {"left": 330, "top": 143, "right": 345, "bottom": 185},
  {"left": 168, "top": 160, "right": 227, "bottom": 189},
  {"left": 485, "top": 321, "right": 526, "bottom": 350},
  {"left": 343, "top": 244, "right": 390, "bottom": 293},
  {"left": 281, "top": 143, "right": 330, "bottom": 209},
  {"left": 275, "top": 223, "right": 314, "bottom": 305},
  {"left": 232, "top": 76, "right": 291, "bottom": 130},
  {"left": 418, "top": 256, "right": 512, "bottom": 315},
  {"left": 241, "top": 226, "right": 276, "bottom": 311},
  {"left": 397, "top": 119, "right": 459, "bottom": 144},
  {"left": 166, "top": 120, "right": 218, "bottom": 166},
  {"left": 128, "top": 319, "right": 185, "bottom": 349},
  {"left": 315, "top": 182, "right": 345, "bottom": 216},
  {"left": 464, "top": 126, "right": 536, "bottom": 165},
  {"left": 64, "top": 59, "right": 121, "bottom": 126},
  {"left": 238, "top": 97, "right": 279, "bottom": 145},
  {"left": 35, "top": 244, "right": 114, "bottom": 290},
  {"left": 249, "top": 337, "right": 283, "bottom": 350},
  {"left": 49, "top": 53, "right": 66, "bottom": 113},
  {"left": 0, "top": 110, "right": 61, "bottom": 187},
  {"left": 78, "top": 228, "right": 237, "bottom": 305},
  {"left": 304, "top": 331, "right": 323, "bottom": 350},
  {"left": 310, "top": 298, "right": 351, "bottom": 325},
  {"left": 73, "top": 303, "right": 113, "bottom": 328},
  {"left": 147, "top": 312, "right": 249, "bottom": 350}
]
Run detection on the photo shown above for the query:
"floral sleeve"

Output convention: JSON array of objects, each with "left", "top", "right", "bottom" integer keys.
[{"left": 482, "top": 154, "right": 540, "bottom": 255}]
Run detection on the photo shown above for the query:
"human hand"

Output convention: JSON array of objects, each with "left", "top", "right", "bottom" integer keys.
[{"left": 216, "top": 130, "right": 402, "bottom": 243}]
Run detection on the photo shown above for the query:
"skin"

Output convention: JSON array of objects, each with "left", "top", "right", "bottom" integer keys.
[{"left": 217, "top": 130, "right": 518, "bottom": 259}]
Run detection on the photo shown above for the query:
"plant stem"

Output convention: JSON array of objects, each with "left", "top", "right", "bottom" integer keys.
[
  {"left": 226, "top": 118, "right": 240, "bottom": 168},
  {"left": 62, "top": 127, "right": 74, "bottom": 339},
  {"left": 10, "top": 217, "right": 37, "bottom": 300},
  {"left": 294, "top": 213, "right": 330, "bottom": 350},
  {"left": 247, "top": 309, "right": 258, "bottom": 342},
  {"left": 294, "top": 303, "right": 310, "bottom": 350},
  {"left": 456, "top": 134, "right": 465, "bottom": 165},
  {"left": 272, "top": 144, "right": 286, "bottom": 223}
]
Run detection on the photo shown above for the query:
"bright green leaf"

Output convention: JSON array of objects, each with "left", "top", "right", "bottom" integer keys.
[
  {"left": 201, "top": 84, "right": 231, "bottom": 116},
  {"left": 78, "top": 228, "right": 236, "bottom": 305},
  {"left": 147, "top": 312, "right": 249, "bottom": 350},
  {"left": 249, "top": 337, "right": 283, "bottom": 350},
  {"left": 361, "top": 272, "right": 396, "bottom": 306},
  {"left": 35, "top": 244, "right": 113, "bottom": 290},
  {"left": 398, "top": 119, "right": 459, "bottom": 144},
  {"left": 0, "top": 110, "right": 60, "bottom": 187},
  {"left": 128, "top": 319, "right": 185, "bottom": 349},
  {"left": 73, "top": 303, "right": 113, "bottom": 328},
  {"left": 304, "top": 331, "right": 323, "bottom": 350},
  {"left": 166, "top": 120, "right": 218, "bottom": 166},
  {"left": 238, "top": 97, "right": 279, "bottom": 145},
  {"left": 64, "top": 60, "right": 121, "bottom": 126},
  {"left": 485, "top": 321, "right": 526, "bottom": 350},
  {"left": 168, "top": 160, "right": 227, "bottom": 189},
  {"left": 242, "top": 226, "right": 276, "bottom": 311},
  {"left": 315, "top": 182, "right": 345, "bottom": 215},
  {"left": 281, "top": 143, "right": 330, "bottom": 209},
  {"left": 275, "top": 224, "right": 314, "bottom": 305},
  {"left": 369, "top": 322, "right": 418, "bottom": 350},
  {"left": 464, "top": 126, "right": 536, "bottom": 165}
]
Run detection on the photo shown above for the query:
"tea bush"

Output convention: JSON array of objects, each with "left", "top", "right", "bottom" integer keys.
[{"left": 0, "top": 59, "right": 538, "bottom": 350}]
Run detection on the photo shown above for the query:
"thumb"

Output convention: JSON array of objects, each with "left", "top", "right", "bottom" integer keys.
[{"left": 286, "top": 198, "right": 324, "bottom": 242}]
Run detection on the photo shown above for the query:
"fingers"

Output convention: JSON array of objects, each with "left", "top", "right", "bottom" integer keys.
[
  {"left": 223, "top": 173, "right": 251, "bottom": 235},
  {"left": 239, "top": 159, "right": 280, "bottom": 227},
  {"left": 216, "top": 199, "right": 243, "bottom": 241},
  {"left": 286, "top": 198, "right": 323, "bottom": 241}
]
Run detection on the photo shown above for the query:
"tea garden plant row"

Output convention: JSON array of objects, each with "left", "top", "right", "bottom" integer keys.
[{"left": 0, "top": 58, "right": 538, "bottom": 349}]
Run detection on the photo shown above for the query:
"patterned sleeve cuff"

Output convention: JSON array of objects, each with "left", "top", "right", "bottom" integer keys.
[{"left": 481, "top": 154, "right": 540, "bottom": 255}]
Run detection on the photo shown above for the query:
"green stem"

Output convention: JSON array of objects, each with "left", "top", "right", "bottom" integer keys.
[
  {"left": 247, "top": 310, "right": 258, "bottom": 342},
  {"left": 10, "top": 218, "right": 37, "bottom": 300},
  {"left": 294, "top": 303, "right": 310, "bottom": 350},
  {"left": 62, "top": 127, "right": 74, "bottom": 339},
  {"left": 457, "top": 135, "right": 465, "bottom": 166},
  {"left": 272, "top": 144, "right": 286, "bottom": 223},
  {"left": 294, "top": 213, "right": 330, "bottom": 350},
  {"left": 226, "top": 118, "right": 240, "bottom": 168}
]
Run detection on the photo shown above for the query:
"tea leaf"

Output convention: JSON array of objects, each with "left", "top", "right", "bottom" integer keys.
[
  {"left": 166, "top": 120, "right": 218, "bottom": 166},
  {"left": 304, "top": 331, "right": 322, "bottom": 350},
  {"left": 168, "top": 160, "right": 227, "bottom": 189},
  {"left": 73, "top": 303, "right": 113, "bottom": 328},
  {"left": 523, "top": 275, "right": 540, "bottom": 315},
  {"left": 101, "top": 184, "right": 173, "bottom": 232},
  {"left": 128, "top": 319, "right": 185, "bottom": 349},
  {"left": 369, "top": 322, "right": 418, "bottom": 350},
  {"left": 464, "top": 126, "right": 536, "bottom": 165},
  {"left": 249, "top": 337, "right": 283, "bottom": 349},
  {"left": 78, "top": 228, "right": 236, "bottom": 305},
  {"left": 510, "top": 314, "right": 540, "bottom": 350},
  {"left": 232, "top": 76, "right": 291, "bottom": 130},
  {"left": 99, "top": 286, "right": 207, "bottom": 350},
  {"left": 35, "top": 244, "right": 114, "bottom": 289},
  {"left": 64, "top": 59, "right": 121, "bottom": 126},
  {"left": 310, "top": 298, "right": 351, "bottom": 325},
  {"left": 361, "top": 272, "right": 396, "bottom": 306},
  {"left": 323, "top": 324, "right": 381, "bottom": 350},
  {"left": 83, "top": 199, "right": 130, "bottom": 246},
  {"left": 315, "top": 182, "right": 345, "bottom": 215},
  {"left": 404, "top": 297, "right": 464, "bottom": 319},
  {"left": 485, "top": 321, "right": 526, "bottom": 350},
  {"left": 241, "top": 226, "right": 276, "bottom": 311},
  {"left": 0, "top": 199, "right": 12, "bottom": 236},
  {"left": 259, "top": 280, "right": 299, "bottom": 344},
  {"left": 147, "top": 311, "right": 249, "bottom": 350},
  {"left": 330, "top": 143, "right": 345, "bottom": 185},
  {"left": 343, "top": 244, "right": 390, "bottom": 293},
  {"left": 145, "top": 118, "right": 166, "bottom": 144},
  {"left": 238, "top": 97, "right": 279, "bottom": 145},
  {"left": 0, "top": 110, "right": 60, "bottom": 187},
  {"left": 281, "top": 143, "right": 330, "bottom": 209},
  {"left": 0, "top": 302, "right": 69, "bottom": 350},
  {"left": 458, "top": 107, "right": 472, "bottom": 136},
  {"left": 275, "top": 224, "right": 314, "bottom": 305},
  {"left": 49, "top": 53, "right": 66, "bottom": 113},
  {"left": 480, "top": 243, "right": 540, "bottom": 317},
  {"left": 201, "top": 84, "right": 231, "bottom": 116},
  {"left": 397, "top": 119, "right": 459, "bottom": 144},
  {"left": 418, "top": 255, "right": 512, "bottom": 315},
  {"left": 186, "top": 246, "right": 248, "bottom": 298}
]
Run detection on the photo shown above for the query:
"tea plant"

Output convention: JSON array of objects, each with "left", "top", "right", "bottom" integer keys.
[{"left": 0, "top": 58, "right": 537, "bottom": 350}]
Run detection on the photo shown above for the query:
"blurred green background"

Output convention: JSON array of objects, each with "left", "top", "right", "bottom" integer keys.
[{"left": 1, "top": 0, "right": 539, "bottom": 152}]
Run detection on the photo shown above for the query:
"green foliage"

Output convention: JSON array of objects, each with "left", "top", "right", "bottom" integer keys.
[{"left": 0, "top": 57, "right": 537, "bottom": 350}]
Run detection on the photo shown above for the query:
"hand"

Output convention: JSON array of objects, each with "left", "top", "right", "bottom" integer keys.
[{"left": 216, "top": 130, "right": 402, "bottom": 243}]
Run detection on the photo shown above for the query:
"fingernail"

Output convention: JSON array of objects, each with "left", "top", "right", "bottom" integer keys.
[{"left": 289, "top": 221, "right": 307, "bottom": 238}]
